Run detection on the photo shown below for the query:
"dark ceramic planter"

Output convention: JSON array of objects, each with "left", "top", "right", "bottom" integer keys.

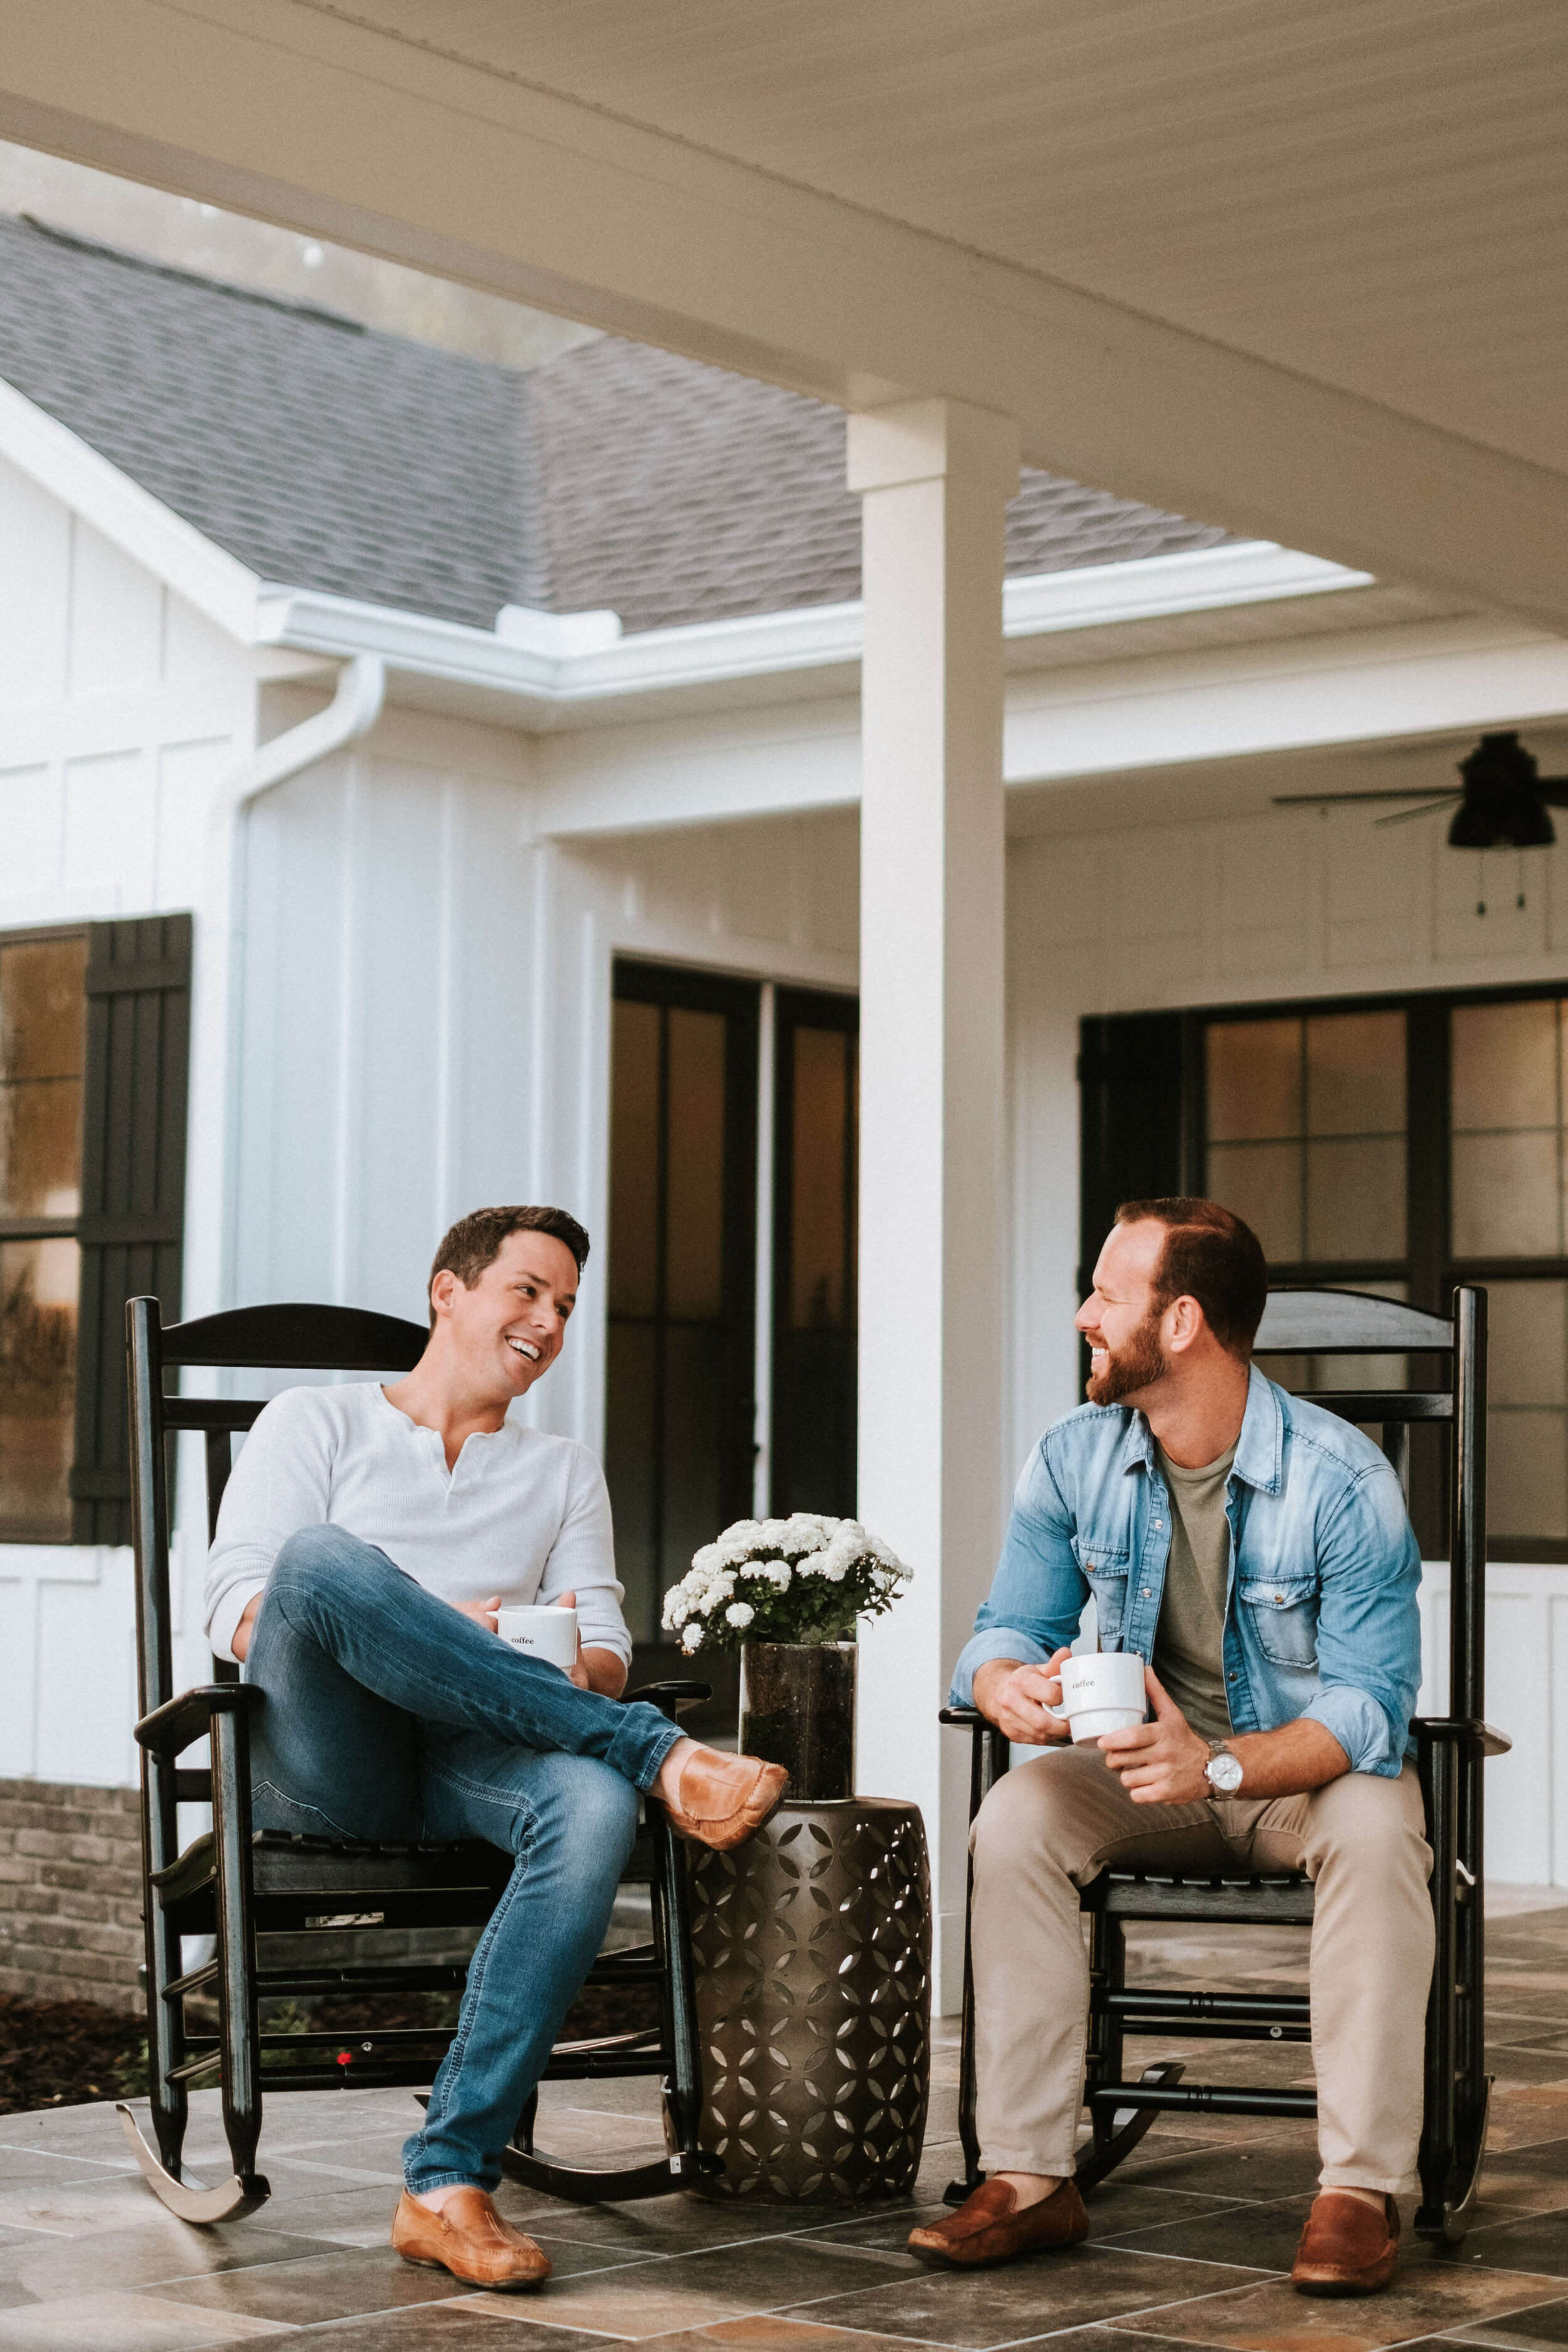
[{"left": 737, "top": 1640, "right": 856, "bottom": 1801}]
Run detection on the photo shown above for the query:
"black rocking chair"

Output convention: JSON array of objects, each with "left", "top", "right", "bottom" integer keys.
[
  {"left": 117, "top": 1293, "right": 716, "bottom": 2224},
  {"left": 941, "top": 1285, "right": 1507, "bottom": 2245}
]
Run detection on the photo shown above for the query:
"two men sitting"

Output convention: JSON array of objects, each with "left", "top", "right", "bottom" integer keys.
[
  {"left": 204, "top": 1204, "right": 787, "bottom": 2289},
  {"left": 913, "top": 1198, "right": 1431, "bottom": 2297},
  {"left": 208, "top": 1190, "right": 1431, "bottom": 2297}
]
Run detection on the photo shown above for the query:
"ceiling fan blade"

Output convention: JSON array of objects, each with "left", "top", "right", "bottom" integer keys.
[
  {"left": 1270, "top": 789, "right": 1458, "bottom": 807},
  {"left": 1373, "top": 796, "right": 1465, "bottom": 827}
]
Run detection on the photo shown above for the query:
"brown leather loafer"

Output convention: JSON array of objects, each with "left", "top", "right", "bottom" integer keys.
[
  {"left": 908, "top": 2176, "right": 1089, "bottom": 2267},
  {"left": 1291, "top": 2191, "right": 1400, "bottom": 2295},
  {"left": 392, "top": 2188, "right": 551, "bottom": 2288},
  {"left": 660, "top": 1752, "right": 789, "bottom": 1851}
]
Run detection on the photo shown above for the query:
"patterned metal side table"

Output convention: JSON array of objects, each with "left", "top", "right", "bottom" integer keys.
[{"left": 687, "top": 1796, "right": 931, "bottom": 2201}]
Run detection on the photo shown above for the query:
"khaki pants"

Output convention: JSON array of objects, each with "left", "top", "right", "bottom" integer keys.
[{"left": 969, "top": 1747, "right": 1433, "bottom": 2195}]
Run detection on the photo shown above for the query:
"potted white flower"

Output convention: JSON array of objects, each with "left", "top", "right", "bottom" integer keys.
[{"left": 661, "top": 1514, "right": 911, "bottom": 1799}]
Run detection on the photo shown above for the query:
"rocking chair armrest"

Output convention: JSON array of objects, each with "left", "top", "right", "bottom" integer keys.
[
  {"left": 1412, "top": 1714, "right": 1512, "bottom": 1759},
  {"left": 135, "top": 1682, "right": 261, "bottom": 1757}
]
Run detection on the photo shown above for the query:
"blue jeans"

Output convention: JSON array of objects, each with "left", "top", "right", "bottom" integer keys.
[{"left": 243, "top": 1525, "right": 682, "bottom": 2191}]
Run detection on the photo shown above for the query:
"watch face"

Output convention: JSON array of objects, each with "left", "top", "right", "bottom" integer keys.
[{"left": 1208, "top": 1751, "right": 1244, "bottom": 1794}]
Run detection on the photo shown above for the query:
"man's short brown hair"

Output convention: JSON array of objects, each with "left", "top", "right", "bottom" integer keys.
[
  {"left": 1114, "top": 1197, "right": 1268, "bottom": 1360},
  {"left": 428, "top": 1205, "right": 590, "bottom": 1328}
]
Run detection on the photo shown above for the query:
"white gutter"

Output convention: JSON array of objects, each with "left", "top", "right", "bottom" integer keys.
[
  {"left": 218, "top": 653, "right": 387, "bottom": 816},
  {"left": 253, "top": 544, "right": 1374, "bottom": 722}
]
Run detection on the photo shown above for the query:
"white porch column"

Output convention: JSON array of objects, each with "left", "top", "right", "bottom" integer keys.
[{"left": 848, "top": 399, "right": 1020, "bottom": 2015}]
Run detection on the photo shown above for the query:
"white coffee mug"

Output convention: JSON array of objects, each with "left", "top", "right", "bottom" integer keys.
[
  {"left": 496, "top": 1604, "right": 578, "bottom": 1675},
  {"left": 1054, "top": 1650, "right": 1147, "bottom": 1744}
]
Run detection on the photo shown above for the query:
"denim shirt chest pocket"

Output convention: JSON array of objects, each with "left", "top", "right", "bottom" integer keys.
[
  {"left": 1072, "top": 1537, "right": 1131, "bottom": 1646},
  {"left": 1237, "top": 1571, "right": 1320, "bottom": 1668}
]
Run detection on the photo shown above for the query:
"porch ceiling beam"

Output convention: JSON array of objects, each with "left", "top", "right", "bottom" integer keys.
[
  {"left": 6, "top": 0, "right": 1568, "bottom": 630},
  {"left": 531, "top": 616, "right": 1568, "bottom": 841}
]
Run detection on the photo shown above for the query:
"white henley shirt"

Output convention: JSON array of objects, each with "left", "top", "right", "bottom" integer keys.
[{"left": 203, "top": 1382, "right": 630, "bottom": 1668}]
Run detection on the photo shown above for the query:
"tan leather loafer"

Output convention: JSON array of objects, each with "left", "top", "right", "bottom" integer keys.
[
  {"left": 1291, "top": 2191, "right": 1399, "bottom": 2295},
  {"left": 660, "top": 1752, "right": 789, "bottom": 1851},
  {"left": 908, "top": 2176, "right": 1089, "bottom": 2267},
  {"left": 392, "top": 2188, "right": 551, "bottom": 2288}
]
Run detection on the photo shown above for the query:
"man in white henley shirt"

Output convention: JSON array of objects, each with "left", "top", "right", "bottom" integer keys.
[{"left": 207, "top": 1204, "right": 786, "bottom": 2291}]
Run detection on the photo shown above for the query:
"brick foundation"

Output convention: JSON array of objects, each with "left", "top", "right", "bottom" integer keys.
[{"left": 0, "top": 1779, "right": 146, "bottom": 2013}]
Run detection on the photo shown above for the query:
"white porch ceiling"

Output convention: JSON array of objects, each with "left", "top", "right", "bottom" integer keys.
[
  {"left": 331, "top": 0, "right": 1568, "bottom": 478},
  {"left": 4, "top": 0, "right": 1566, "bottom": 623}
]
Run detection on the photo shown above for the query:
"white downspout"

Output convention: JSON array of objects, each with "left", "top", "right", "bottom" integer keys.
[
  {"left": 195, "top": 653, "right": 388, "bottom": 1315},
  {"left": 220, "top": 653, "right": 387, "bottom": 817}
]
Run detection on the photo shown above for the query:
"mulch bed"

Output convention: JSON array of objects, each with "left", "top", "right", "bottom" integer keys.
[
  {"left": 0, "top": 1993, "right": 148, "bottom": 2114},
  {"left": 0, "top": 1981, "right": 660, "bottom": 2115}
]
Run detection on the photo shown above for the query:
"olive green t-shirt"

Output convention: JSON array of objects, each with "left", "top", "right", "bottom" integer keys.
[{"left": 1151, "top": 1439, "right": 1237, "bottom": 1743}]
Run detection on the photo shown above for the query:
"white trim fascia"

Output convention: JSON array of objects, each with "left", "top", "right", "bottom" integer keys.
[
  {"left": 257, "top": 542, "right": 1373, "bottom": 715},
  {"left": 0, "top": 379, "right": 262, "bottom": 640},
  {"left": 1000, "top": 541, "right": 1372, "bottom": 635}
]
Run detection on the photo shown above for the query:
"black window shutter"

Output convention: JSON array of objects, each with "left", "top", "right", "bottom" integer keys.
[
  {"left": 1077, "top": 1011, "right": 1187, "bottom": 1295},
  {"left": 70, "top": 914, "right": 192, "bottom": 1546}
]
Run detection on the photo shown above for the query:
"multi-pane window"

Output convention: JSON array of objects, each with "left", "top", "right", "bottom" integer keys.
[
  {"left": 1449, "top": 997, "right": 1568, "bottom": 1544},
  {"left": 1165, "top": 985, "right": 1568, "bottom": 1559},
  {"left": 1205, "top": 1011, "right": 1406, "bottom": 1268},
  {"left": 0, "top": 935, "right": 87, "bottom": 1539},
  {"left": 0, "top": 918, "right": 191, "bottom": 1547}
]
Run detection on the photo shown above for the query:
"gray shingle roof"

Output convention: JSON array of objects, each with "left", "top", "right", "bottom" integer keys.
[{"left": 0, "top": 213, "right": 1227, "bottom": 637}]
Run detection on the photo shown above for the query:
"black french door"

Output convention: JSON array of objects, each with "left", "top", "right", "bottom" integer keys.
[
  {"left": 603, "top": 960, "right": 759, "bottom": 1644},
  {"left": 770, "top": 987, "right": 859, "bottom": 1518}
]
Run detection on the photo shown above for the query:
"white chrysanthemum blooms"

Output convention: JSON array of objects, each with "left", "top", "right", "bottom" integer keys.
[
  {"left": 725, "top": 1601, "right": 755, "bottom": 1628},
  {"left": 681, "top": 1622, "right": 704, "bottom": 1652}
]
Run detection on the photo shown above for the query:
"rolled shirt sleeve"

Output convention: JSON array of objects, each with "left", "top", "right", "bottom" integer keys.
[
  {"left": 1300, "top": 1455, "right": 1423, "bottom": 1777},
  {"left": 949, "top": 1439, "right": 1090, "bottom": 1707}
]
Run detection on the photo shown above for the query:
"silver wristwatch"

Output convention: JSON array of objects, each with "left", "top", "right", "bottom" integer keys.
[{"left": 1204, "top": 1739, "right": 1244, "bottom": 1796}]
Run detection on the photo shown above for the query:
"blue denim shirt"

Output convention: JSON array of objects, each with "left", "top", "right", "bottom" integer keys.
[{"left": 951, "top": 1365, "right": 1422, "bottom": 1777}]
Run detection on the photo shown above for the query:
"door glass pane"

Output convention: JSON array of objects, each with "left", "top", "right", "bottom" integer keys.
[
  {"left": 664, "top": 1008, "right": 725, "bottom": 1319},
  {"left": 1451, "top": 1000, "right": 1565, "bottom": 1259},
  {"left": 603, "top": 1322, "right": 657, "bottom": 1638},
  {"left": 791, "top": 1027, "right": 849, "bottom": 1330},
  {"left": 1305, "top": 1137, "right": 1406, "bottom": 1260},
  {"left": 1205, "top": 1007, "right": 1406, "bottom": 1271},
  {"left": 0, "top": 1236, "right": 78, "bottom": 1539},
  {"left": 1207, "top": 1019, "right": 1300, "bottom": 1142},
  {"left": 660, "top": 1323, "right": 727, "bottom": 1574},
  {"left": 1205, "top": 1142, "right": 1302, "bottom": 1263},
  {"left": 1305, "top": 1010, "right": 1404, "bottom": 1136},
  {"left": 1485, "top": 1279, "right": 1568, "bottom": 1544},
  {"left": 1453, "top": 998, "right": 1558, "bottom": 1131},
  {"left": 608, "top": 1000, "right": 659, "bottom": 1318},
  {"left": 0, "top": 937, "right": 87, "bottom": 1219},
  {"left": 1451, "top": 1133, "right": 1561, "bottom": 1259}
]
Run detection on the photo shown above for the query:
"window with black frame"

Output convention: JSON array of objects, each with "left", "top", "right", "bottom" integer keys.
[
  {"left": 0, "top": 916, "right": 190, "bottom": 1546},
  {"left": 1084, "top": 982, "right": 1568, "bottom": 1562}
]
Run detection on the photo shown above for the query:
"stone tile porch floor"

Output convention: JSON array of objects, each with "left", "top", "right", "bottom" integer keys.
[{"left": 6, "top": 1890, "right": 1568, "bottom": 2350}]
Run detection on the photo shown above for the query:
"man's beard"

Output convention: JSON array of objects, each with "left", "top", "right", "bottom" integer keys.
[{"left": 1086, "top": 1310, "right": 1170, "bottom": 1406}]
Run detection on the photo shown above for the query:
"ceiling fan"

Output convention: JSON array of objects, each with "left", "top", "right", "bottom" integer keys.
[{"left": 1273, "top": 731, "right": 1568, "bottom": 850}]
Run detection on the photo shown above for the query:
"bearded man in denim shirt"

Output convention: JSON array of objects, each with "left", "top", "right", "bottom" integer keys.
[{"left": 909, "top": 1200, "right": 1429, "bottom": 2298}]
